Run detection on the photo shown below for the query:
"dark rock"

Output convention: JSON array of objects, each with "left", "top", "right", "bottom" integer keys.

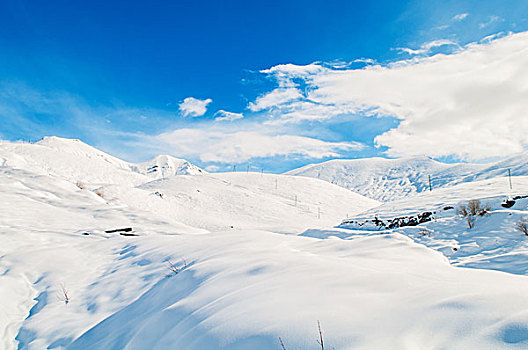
[{"left": 105, "top": 227, "right": 133, "bottom": 233}]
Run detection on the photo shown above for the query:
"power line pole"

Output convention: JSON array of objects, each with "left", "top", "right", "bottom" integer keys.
[
  {"left": 508, "top": 168, "right": 512, "bottom": 191},
  {"left": 233, "top": 165, "right": 236, "bottom": 172},
  {"left": 428, "top": 175, "right": 432, "bottom": 192},
  {"left": 317, "top": 207, "right": 321, "bottom": 219}
]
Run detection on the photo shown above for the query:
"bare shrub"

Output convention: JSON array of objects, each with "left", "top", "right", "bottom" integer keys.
[
  {"left": 419, "top": 228, "right": 432, "bottom": 237},
  {"left": 167, "top": 260, "right": 179, "bottom": 276},
  {"left": 60, "top": 284, "right": 70, "bottom": 305},
  {"left": 467, "top": 199, "right": 480, "bottom": 215},
  {"left": 515, "top": 218, "right": 528, "bottom": 235},
  {"left": 167, "top": 259, "right": 188, "bottom": 277},
  {"left": 457, "top": 200, "right": 491, "bottom": 229},
  {"left": 466, "top": 215, "right": 475, "bottom": 229},
  {"left": 468, "top": 199, "right": 490, "bottom": 216},
  {"left": 456, "top": 204, "right": 468, "bottom": 217},
  {"left": 95, "top": 190, "right": 105, "bottom": 199},
  {"left": 458, "top": 199, "right": 490, "bottom": 217},
  {"left": 76, "top": 181, "right": 85, "bottom": 190}
]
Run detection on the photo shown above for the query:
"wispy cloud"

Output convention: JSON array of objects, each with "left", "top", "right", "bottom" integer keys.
[
  {"left": 479, "top": 15, "right": 502, "bottom": 29},
  {"left": 248, "top": 88, "right": 303, "bottom": 112},
  {"left": 452, "top": 13, "right": 469, "bottom": 22},
  {"left": 395, "top": 39, "right": 460, "bottom": 55},
  {"left": 179, "top": 97, "right": 212, "bottom": 117},
  {"left": 214, "top": 110, "right": 244, "bottom": 122},
  {"left": 154, "top": 128, "right": 363, "bottom": 163}
]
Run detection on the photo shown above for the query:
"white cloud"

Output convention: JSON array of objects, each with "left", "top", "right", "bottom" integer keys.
[
  {"left": 261, "top": 63, "right": 325, "bottom": 77},
  {"left": 452, "top": 13, "right": 469, "bottom": 21},
  {"left": 262, "top": 100, "right": 359, "bottom": 125},
  {"left": 396, "top": 39, "right": 460, "bottom": 55},
  {"left": 479, "top": 15, "right": 502, "bottom": 29},
  {"left": 258, "top": 31, "right": 528, "bottom": 160},
  {"left": 214, "top": 110, "right": 244, "bottom": 122},
  {"left": 179, "top": 97, "right": 212, "bottom": 117},
  {"left": 155, "top": 128, "right": 363, "bottom": 163},
  {"left": 248, "top": 88, "right": 303, "bottom": 112}
]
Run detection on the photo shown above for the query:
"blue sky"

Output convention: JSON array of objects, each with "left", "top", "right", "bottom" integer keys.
[{"left": 1, "top": 0, "right": 528, "bottom": 172}]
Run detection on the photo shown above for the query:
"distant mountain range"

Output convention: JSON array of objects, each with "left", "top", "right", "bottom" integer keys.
[
  {"left": 286, "top": 154, "right": 528, "bottom": 202},
  {"left": 3, "top": 136, "right": 526, "bottom": 203}
]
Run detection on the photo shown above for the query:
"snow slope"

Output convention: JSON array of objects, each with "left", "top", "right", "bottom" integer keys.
[
  {"left": 286, "top": 156, "right": 486, "bottom": 202},
  {"left": 333, "top": 175, "right": 528, "bottom": 276},
  {"left": 100, "top": 172, "right": 379, "bottom": 233},
  {"left": 3, "top": 163, "right": 528, "bottom": 349},
  {"left": 463, "top": 152, "right": 528, "bottom": 183},
  {"left": 353, "top": 175, "right": 528, "bottom": 220},
  {"left": 0, "top": 137, "right": 149, "bottom": 188},
  {"left": 4, "top": 138, "right": 528, "bottom": 349},
  {"left": 0, "top": 137, "right": 204, "bottom": 188}
]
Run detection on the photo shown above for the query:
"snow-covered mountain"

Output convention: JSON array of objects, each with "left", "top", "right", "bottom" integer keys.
[
  {"left": 0, "top": 136, "right": 149, "bottom": 187},
  {"left": 0, "top": 137, "right": 204, "bottom": 188},
  {"left": 135, "top": 154, "right": 206, "bottom": 178},
  {"left": 286, "top": 156, "right": 487, "bottom": 202}
]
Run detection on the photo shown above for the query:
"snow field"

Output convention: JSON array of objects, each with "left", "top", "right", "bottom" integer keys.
[{"left": 3, "top": 138, "right": 528, "bottom": 348}]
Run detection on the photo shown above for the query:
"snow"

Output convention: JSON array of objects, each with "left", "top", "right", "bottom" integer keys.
[
  {"left": 0, "top": 137, "right": 204, "bottom": 189},
  {"left": 336, "top": 176, "right": 528, "bottom": 277},
  {"left": 286, "top": 156, "right": 490, "bottom": 202},
  {"left": 107, "top": 172, "right": 378, "bottom": 233},
  {"left": 3, "top": 138, "right": 528, "bottom": 349},
  {"left": 135, "top": 155, "right": 206, "bottom": 178}
]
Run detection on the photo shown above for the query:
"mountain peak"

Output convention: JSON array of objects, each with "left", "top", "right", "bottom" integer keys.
[{"left": 138, "top": 155, "right": 206, "bottom": 177}]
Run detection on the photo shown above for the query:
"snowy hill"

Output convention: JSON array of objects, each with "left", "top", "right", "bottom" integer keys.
[
  {"left": 0, "top": 137, "right": 204, "bottom": 188},
  {"left": 286, "top": 156, "right": 486, "bottom": 202},
  {"left": 135, "top": 154, "right": 206, "bottom": 178},
  {"left": 0, "top": 137, "right": 149, "bottom": 188},
  {"left": 99, "top": 172, "right": 379, "bottom": 233}
]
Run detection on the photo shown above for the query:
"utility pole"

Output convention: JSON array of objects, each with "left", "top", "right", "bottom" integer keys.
[
  {"left": 428, "top": 175, "right": 432, "bottom": 192},
  {"left": 508, "top": 168, "right": 513, "bottom": 191},
  {"left": 317, "top": 207, "right": 321, "bottom": 219},
  {"left": 233, "top": 165, "right": 236, "bottom": 172},
  {"left": 246, "top": 165, "right": 249, "bottom": 174}
]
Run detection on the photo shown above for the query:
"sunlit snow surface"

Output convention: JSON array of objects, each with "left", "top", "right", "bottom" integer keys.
[{"left": 2, "top": 138, "right": 528, "bottom": 349}]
